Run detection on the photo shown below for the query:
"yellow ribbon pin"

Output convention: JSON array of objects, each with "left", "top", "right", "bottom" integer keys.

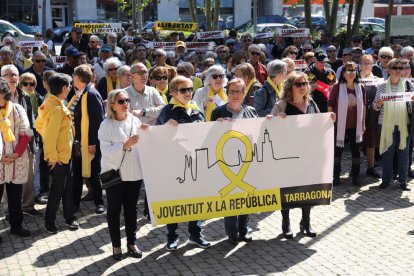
[{"left": 216, "top": 130, "right": 256, "bottom": 197}]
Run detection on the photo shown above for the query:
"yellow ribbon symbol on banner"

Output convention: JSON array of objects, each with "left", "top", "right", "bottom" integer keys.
[{"left": 216, "top": 130, "right": 256, "bottom": 197}]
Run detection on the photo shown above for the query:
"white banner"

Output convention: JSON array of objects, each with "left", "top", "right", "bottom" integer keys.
[
  {"left": 18, "top": 41, "right": 43, "bottom": 48},
  {"left": 294, "top": 60, "right": 307, "bottom": 70},
  {"left": 74, "top": 23, "right": 122, "bottom": 34},
  {"left": 138, "top": 115, "right": 334, "bottom": 225},
  {"left": 380, "top": 92, "right": 414, "bottom": 102},
  {"left": 359, "top": 78, "right": 385, "bottom": 87},
  {"left": 196, "top": 31, "right": 225, "bottom": 40},
  {"left": 281, "top": 28, "right": 310, "bottom": 37},
  {"left": 51, "top": 56, "right": 66, "bottom": 64},
  {"left": 142, "top": 40, "right": 215, "bottom": 51}
]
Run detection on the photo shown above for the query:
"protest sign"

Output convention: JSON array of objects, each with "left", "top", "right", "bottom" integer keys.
[
  {"left": 138, "top": 115, "right": 334, "bottom": 225},
  {"left": 359, "top": 78, "right": 385, "bottom": 87},
  {"left": 196, "top": 31, "right": 225, "bottom": 40},
  {"left": 18, "top": 41, "right": 43, "bottom": 48},
  {"left": 281, "top": 28, "right": 310, "bottom": 37},
  {"left": 154, "top": 21, "right": 198, "bottom": 32},
  {"left": 74, "top": 23, "right": 122, "bottom": 34},
  {"left": 294, "top": 60, "right": 307, "bottom": 70},
  {"left": 51, "top": 56, "right": 66, "bottom": 65},
  {"left": 380, "top": 92, "right": 414, "bottom": 102}
]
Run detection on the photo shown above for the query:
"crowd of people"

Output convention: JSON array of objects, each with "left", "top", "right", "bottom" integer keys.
[{"left": 0, "top": 25, "right": 414, "bottom": 260}]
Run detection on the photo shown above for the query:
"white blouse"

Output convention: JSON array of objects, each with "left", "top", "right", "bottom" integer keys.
[{"left": 98, "top": 113, "right": 143, "bottom": 182}]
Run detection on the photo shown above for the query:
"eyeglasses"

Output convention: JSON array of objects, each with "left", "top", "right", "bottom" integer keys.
[
  {"left": 155, "top": 76, "right": 168, "bottom": 81},
  {"left": 177, "top": 87, "right": 193, "bottom": 94},
  {"left": 211, "top": 74, "right": 225, "bottom": 80},
  {"left": 250, "top": 52, "right": 261, "bottom": 56},
  {"left": 289, "top": 51, "right": 298, "bottom": 55},
  {"left": 108, "top": 67, "right": 119, "bottom": 72},
  {"left": 117, "top": 98, "right": 130, "bottom": 105},
  {"left": 303, "top": 49, "right": 312, "bottom": 52},
  {"left": 34, "top": 60, "right": 46, "bottom": 63},
  {"left": 219, "top": 51, "right": 228, "bottom": 54},
  {"left": 391, "top": 66, "right": 404, "bottom": 71},
  {"left": 293, "top": 82, "right": 309, "bottom": 88},
  {"left": 243, "top": 39, "right": 252, "bottom": 42},
  {"left": 21, "top": 82, "right": 36, "bottom": 87},
  {"left": 132, "top": 70, "right": 148, "bottom": 75},
  {"left": 380, "top": 55, "right": 392, "bottom": 60},
  {"left": 345, "top": 69, "right": 357, "bottom": 74}
]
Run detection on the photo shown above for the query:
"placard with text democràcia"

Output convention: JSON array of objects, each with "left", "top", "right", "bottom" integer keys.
[{"left": 138, "top": 114, "right": 334, "bottom": 225}]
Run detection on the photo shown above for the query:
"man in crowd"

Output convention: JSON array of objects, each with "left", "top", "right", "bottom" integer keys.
[
  {"left": 86, "top": 35, "right": 100, "bottom": 63},
  {"left": 327, "top": 45, "right": 343, "bottom": 73},
  {"left": 106, "top": 32, "right": 125, "bottom": 62},
  {"left": 57, "top": 47, "right": 81, "bottom": 77},
  {"left": 93, "top": 44, "right": 114, "bottom": 80},
  {"left": 248, "top": 44, "right": 267, "bottom": 84},
  {"left": 61, "top": 27, "right": 88, "bottom": 56},
  {"left": 23, "top": 51, "right": 52, "bottom": 97},
  {"left": 366, "top": 36, "right": 383, "bottom": 55}
]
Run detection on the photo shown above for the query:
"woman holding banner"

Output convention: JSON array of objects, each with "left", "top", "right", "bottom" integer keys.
[
  {"left": 373, "top": 58, "right": 414, "bottom": 191},
  {"left": 156, "top": 76, "right": 211, "bottom": 251},
  {"left": 270, "top": 72, "right": 336, "bottom": 238},
  {"left": 211, "top": 77, "right": 258, "bottom": 245},
  {"left": 98, "top": 89, "right": 148, "bottom": 261}
]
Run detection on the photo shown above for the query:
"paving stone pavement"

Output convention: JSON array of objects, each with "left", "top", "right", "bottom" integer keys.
[{"left": 1, "top": 151, "right": 414, "bottom": 276}]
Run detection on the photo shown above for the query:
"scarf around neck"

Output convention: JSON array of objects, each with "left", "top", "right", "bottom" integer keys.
[
  {"left": 205, "top": 87, "right": 227, "bottom": 121},
  {"left": 170, "top": 97, "right": 198, "bottom": 111},
  {"left": 0, "top": 101, "right": 15, "bottom": 142},
  {"left": 156, "top": 85, "right": 169, "bottom": 104},
  {"left": 106, "top": 75, "right": 120, "bottom": 93},
  {"left": 266, "top": 76, "right": 283, "bottom": 99}
]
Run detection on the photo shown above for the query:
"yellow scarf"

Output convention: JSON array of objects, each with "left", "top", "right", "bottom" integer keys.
[
  {"left": 267, "top": 76, "right": 283, "bottom": 98},
  {"left": 244, "top": 78, "right": 256, "bottom": 99},
  {"left": 170, "top": 97, "right": 199, "bottom": 110},
  {"left": 0, "top": 101, "right": 15, "bottom": 142},
  {"left": 106, "top": 75, "right": 120, "bottom": 93},
  {"left": 205, "top": 87, "right": 227, "bottom": 121},
  {"left": 156, "top": 85, "right": 169, "bottom": 104},
  {"left": 67, "top": 92, "right": 94, "bottom": 177}
]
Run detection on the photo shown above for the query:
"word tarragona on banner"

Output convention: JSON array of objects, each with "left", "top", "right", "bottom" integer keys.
[{"left": 138, "top": 115, "right": 334, "bottom": 225}]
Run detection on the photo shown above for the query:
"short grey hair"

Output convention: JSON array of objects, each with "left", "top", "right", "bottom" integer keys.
[
  {"left": 379, "top": 46, "right": 393, "bottom": 57},
  {"left": 1, "top": 64, "right": 19, "bottom": 77},
  {"left": 117, "top": 65, "right": 131, "bottom": 78},
  {"left": 204, "top": 51, "right": 217, "bottom": 59},
  {"left": 166, "top": 51, "right": 176, "bottom": 59},
  {"left": 0, "top": 46, "right": 12, "bottom": 54},
  {"left": 154, "top": 48, "right": 166, "bottom": 56},
  {"left": 203, "top": 65, "right": 228, "bottom": 87},
  {"left": 401, "top": 46, "right": 414, "bottom": 58},
  {"left": 248, "top": 44, "right": 261, "bottom": 53},
  {"left": 89, "top": 35, "right": 100, "bottom": 42},
  {"left": 106, "top": 89, "right": 129, "bottom": 120},
  {"left": 103, "top": 57, "right": 122, "bottom": 72},
  {"left": 177, "top": 62, "right": 195, "bottom": 75},
  {"left": 106, "top": 32, "right": 117, "bottom": 38},
  {"left": 267, "top": 59, "right": 287, "bottom": 77}
]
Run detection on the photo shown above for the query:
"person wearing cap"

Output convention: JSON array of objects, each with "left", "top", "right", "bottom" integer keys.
[
  {"left": 86, "top": 35, "right": 100, "bottom": 63},
  {"left": 304, "top": 50, "right": 336, "bottom": 112},
  {"left": 372, "top": 47, "right": 394, "bottom": 79},
  {"left": 56, "top": 47, "right": 81, "bottom": 77},
  {"left": 106, "top": 32, "right": 125, "bottom": 62},
  {"left": 150, "top": 49, "right": 177, "bottom": 83},
  {"left": 366, "top": 36, "right": 383, "bottom": 55},
  {"left": 327, "top": 45, "right": 343, "bottom": 73},
  {"left": 93, "top": 45, "right": 114, "bottom": 80},
  {"left": 131, "top": 44, "right": 152, "bottom": 69},
  {"left": 175, "top": 41, "right": 188, "bottom": 64},
  {"left": 248, "top": 44, "right": 268, "bottom": 85},
  {"left": 61, "top": 27, "right": 88, "bottom": 57},
  {"left": 351, "top": 35, "right": 363, "bottom": 49}
]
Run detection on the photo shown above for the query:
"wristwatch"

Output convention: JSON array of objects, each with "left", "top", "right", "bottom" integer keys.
[{"left": 142, "top": 109, "right": 147, "bottom": 117}]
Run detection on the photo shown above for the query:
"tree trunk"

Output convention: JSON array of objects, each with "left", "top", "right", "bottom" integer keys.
[
  {"left": 323, "top": 0, "right": 331, "bottom": 28},
  {"left": 213, "top": 0, "right": 220, "bottom": 30},
  {"left": 385, "top": 0, "right": 394, "bottom": 44},
  {"left": 328, "top": 0, "right": 339, "bottom": 35},
  {"left": 132, "top": 0, "right": 137, "bottom": 31},
  {"left": 352, "top": 0, "right": 364, "bottom": 35},
  {"left": 42, "top": 0, "right": 47, "bottom": 35},
  {"left": 304, "top": 0, "right": 312, "bottom": 34},
  {"left": 205, "top": 0, "right": 212, "bottom": 31},
  {"left": 345, "top": 0, "right": 354, "bottom": 47},
  {"left": 188, "top": 0, "right": 197, "bottom": 23}
]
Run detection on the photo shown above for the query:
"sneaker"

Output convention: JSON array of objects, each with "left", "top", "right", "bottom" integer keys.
[
  {"left": 165, "top": 239, "right": 178, "bottom": 251},
  {"left": 23, "top": 209, "right": 42, "bottom": 217},
  {"left": 45, "top": 224, "right": 58, "bottom": 235},
  {"left": 95, "top": 205, "right": 105, "bottom": 214},
  {"left": 400, "top": 183, "right": 411, "bottom": 191},
  {"left": 188, "top": 235, "right": 211, "bottom": 249},
  {"left": 65, "top": 218, "right": 80, "bottom": 230},
  {"left": 10, "top": 227, "right": 31, "bottom": 237},
  {"left": 35, "top": 194, "right": 48, "bottom": 205}
]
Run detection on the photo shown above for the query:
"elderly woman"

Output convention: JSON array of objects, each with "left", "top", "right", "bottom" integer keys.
[
  {"left": 156, "top": 76, "right": 210, "bottom": 251},
  {"left": 176, "top": 62, "right": 203, "bottom": 92},
  {"left": 374, "top": 58, "right": 414, "bottom": 191},
  {"left": 282, "top": 57, "right": 296, "bottom": 76},
  {"left": 233, "top": 62, "right": 262, "bottom": 107},
  {"left": 193, "top": 65, "right": 228, "bottom": 121},
  {"left": 254, "top": 59, "right": 288, "bottom": 117},
  {"left": 270, "top": 72, "right": 336, "bottom": 238},
  {"left": 117, "top": 65, "right": 131, "bottom": 89},
  {"left": 359, "top": 54, "right": 381, "bottom": 178},
  {"left": 96, "top": 57, "right": 122, "bottom": 100},
  {"left": 98, "top": 89, "right": 148, "bottom": 261},
  {"left": 19, "top": 73, "right": 42, "bottom": 118},
  {"left": 35, "top": 73, "right": 78, "bottom": 234},
  {"left": 328, "top": 62, "right": 366, "bottom": 186},
  {"left": 150, "top": 66, "right": 170, "bottom": 104},
  {"left": 210, "top": 78, "right": 258, "bottom": 245},
  {"left": 0, "top": 77, "right": 33, "bottom": 237}
]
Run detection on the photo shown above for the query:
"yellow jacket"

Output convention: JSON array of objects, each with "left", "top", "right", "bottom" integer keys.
[{"left": 35, "top": 95, "right": 74, "bottom": 164}]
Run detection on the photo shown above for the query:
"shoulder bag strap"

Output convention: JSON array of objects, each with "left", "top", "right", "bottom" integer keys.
[{"left": 118, "top": 116, "right": 133, "bottom": 169}]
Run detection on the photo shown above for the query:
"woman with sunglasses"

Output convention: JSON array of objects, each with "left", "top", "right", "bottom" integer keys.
[
  {"left": 328, "top": 62, "right": 366, "bottom": 187},
  {"left": 19, "top": 73, "right": 42, "bottom": 118},
  {"left": 150, "top": 66, "right": 170, "bottom": 104},
  {"left": 283, "top": 45, "right": 299, "bottom": 61},
  {"left": 373, "top": 58, "right": 414, "bottom": 191},
  {"left": 96, "top": 57, "right": 122, "bottom": 101},
  {"left": 99, "top": 89, "right": 148, "bottom": 260},
  {"left": 193, "top": 65, "right": 228, "bottom": 121},
  {"left": 156, "top": 76, "right": 210, "bottom": 251},
  {"left": 270, "top": 72, "right": 336, "bottom": 238}
]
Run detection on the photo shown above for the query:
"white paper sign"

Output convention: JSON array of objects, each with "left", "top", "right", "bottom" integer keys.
[
  {"left": 196, "top": 31, "right": 225, "bottom": 40},
  {"left": 18, "top": 41, "right": 43, "bottom": 48},
  {"left": 380, "top": 92, "right": 414, "bottom": 102},
  {"left": 281, "top": 28, "right": 310, "bottom": 37},
  {"left": 359, "top": 78, "right": 385, "bottom": 87}
]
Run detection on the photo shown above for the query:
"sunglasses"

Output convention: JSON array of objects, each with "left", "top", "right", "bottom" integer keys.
[
  {"left": 155, "top": 76, "right": 168, "bottom": 81},
  {"left": 117, "top": 98, "right": 130, "bottom": 104},
  {"left": 21, "top": 82, "right": 36, "bottom": 87},
  {"left": 108, "top": 67, "right": 119, "bottom": 72},
  {"left": 250, "top": 52, "right": 261, "bottom": 56},
  {"left": 35, "top": 34, "right": 42, "bottom": 37},
  {"left": 89, "top": 41, "right": 98, "bottom": 43},
  {"left": 391, "top": 66, "right": 404, "bottom": 71},
  {"left": 132, "top": 70, "right": 148, "bottom": 75},
  {"left": 177, "top": 87, "right": 193, "bottom": 94},
  {"left": 303, "top": 49, "right": 312, "bottom": 52},
  {"left": 381, "top": 55, "right": 392, "bottom": 60},
  {"left": 289, "top": 51, "right": 298, "bottom": 55},
  {"left": 34, "top": 59, "right": 46, "bottom": 63},
  {"left": 345, "top": 69, "right": 357, "bottom": 74},
  {"left": 294, "top": 82, "right": 309, "bottom": 88},
  {"left": 211, "top": 74, "right": 225, "bottom": 80},
  {"left": 243, "top": 39, "right": 252, "bottom": 42}
]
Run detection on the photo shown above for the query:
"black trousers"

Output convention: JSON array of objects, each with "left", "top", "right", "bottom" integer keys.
[
  {"left": 334, "top": 128, "right": 361, "bottom": 179},
  {"left": 0, "top": 183, "right": 23, "bottom": 230},
  {"left": 281, "top": 206, "right": 311, "bottom": 221},
  {"left": 167, "top": 221, "right": 202, "bottom": 242},
  {"left": 106, "top": 180, "right": 142, "bottom": 247},
  {"left": 38, "top": 138, "right": 50, "bottom": 194},
  {"left": 72, "top": 153, "right": 103, "bottom": 208},
  {"left": 45, "top": 163, "right": 74, "bottom": 225}
]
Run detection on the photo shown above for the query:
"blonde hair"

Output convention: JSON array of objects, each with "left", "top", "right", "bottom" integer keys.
[
  {"left": 281, "top": 72, "right": 311, "bottom": 102},
  {"left": 19, "top": 72, "right": 37, "bottom": 87},
  {"left": 106, "top": 89, "right": 129, "bottom": 119}
]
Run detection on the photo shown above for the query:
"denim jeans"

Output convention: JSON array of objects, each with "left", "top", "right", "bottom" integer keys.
[
  {"left": 167, "top": 221, "right": 202, "bottom": 242},
  {"left": 382, "top": 126, "right": 410, "bottom": 184},
  {"left": 224, "top": 215, "right": 249, "bottom": 238}
]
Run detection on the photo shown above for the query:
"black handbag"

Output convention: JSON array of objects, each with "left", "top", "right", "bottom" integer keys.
[
  {"left": 72, "top": 140, "right": 81, "bottom": 158},
  {"left": 100, "top": 118, "right": 133, "bottom": 190}
]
